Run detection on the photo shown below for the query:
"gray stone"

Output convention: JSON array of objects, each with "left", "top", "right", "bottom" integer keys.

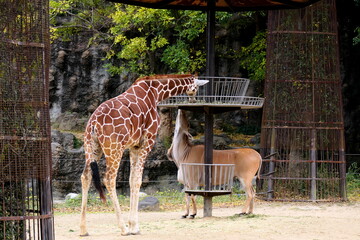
[
  {"left": 65, "top": 193, "right": 79, "bottom": 200},
  {"left": 138, "top": 196, "right": 159, "bottom": 211}
]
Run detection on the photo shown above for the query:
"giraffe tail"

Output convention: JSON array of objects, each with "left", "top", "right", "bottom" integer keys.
[{"left": 90, "top": 161, "right": 107, "bottom": 204}]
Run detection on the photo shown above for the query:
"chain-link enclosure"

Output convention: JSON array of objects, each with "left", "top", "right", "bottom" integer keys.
[
  {"left": 259, "top": 0, "right": 346, "bottom": 201},
  {"left": 0, "top": 0, "right": 54, "bottom": 239}
]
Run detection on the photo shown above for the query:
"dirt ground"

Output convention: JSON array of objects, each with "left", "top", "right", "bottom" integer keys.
[{"left": 54, "top": 201, "right": 360, "bottom": 240}]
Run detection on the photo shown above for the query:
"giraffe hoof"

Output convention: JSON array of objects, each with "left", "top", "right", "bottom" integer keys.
[
  {"left": 80, "top": 232, "right": 89, "bottom": 237},
  {"left": 181, "top": 215, "right": 188, "bottom": 219},
  {"left": 120, "top": 230, "right": 131, "bottom": 236},
  {"left": 237, "top": 212, "right": 248, "bottom": 216},
  {"left": 130, "top": 231, "right": 141, "bottom": 235},
  {"left": 189, "top": 214, "right": 196, "bottom": 219}
]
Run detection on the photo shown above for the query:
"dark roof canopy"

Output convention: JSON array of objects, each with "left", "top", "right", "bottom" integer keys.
[{"left": 107, "top": 0, "right": 320, "bottom": 11}]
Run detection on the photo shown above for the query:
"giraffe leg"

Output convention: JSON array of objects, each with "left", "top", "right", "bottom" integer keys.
[
  {"left": 128, "top": 159, "right": 144, "bottom": 235},
  {"left": 80, "top": 162, "right": 92, "bottom": 236},
  {"left": 80, "top": 137, "right": 103, "bottom": 236},
  {"left": 103, "top": 157, "right": 129, "bottom": 236},
  {"left": 128, "top": 144, "right": 155, "bottom": 235}
]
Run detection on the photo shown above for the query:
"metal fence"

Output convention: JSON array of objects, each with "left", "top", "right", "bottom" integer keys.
[
  {"left": 51, "top": 153, "right": 359, "bottom": 199},
  {"left": 0, "top": 1, "right": 53, "bottom": 239},
  {"left": 259, "top": 0, "right": 346, "bottom": 201}
]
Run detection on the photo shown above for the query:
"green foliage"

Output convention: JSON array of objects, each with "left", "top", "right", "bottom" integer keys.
[
  {"left": 54, "top": 189, "right": 246, "bottom": 213},
  {"left": 354, "top": 26, "right": 360, "bottom": 45},
  {"left": 220, "top": 121, "right": 260, "bottom": 135},
  {"left": 347, "top": 162, "right": 360, "bottom": 200},
  {"left": 108, "top": 5, "right": 207, "bottom": 75},
  {"left": 49, "top": 0, "right": 114, "bottom": 43},
  {"left": 238, "top": 31, "right": 266, "bottom": 81},
  {"left": 0, "top": 182, "right": 26, "bottom": 239},
  {"left": 162, "top": 135, "right": 173, "bottom": 150},
  {"left": 50, "top": 2, "right": 266, "bottom": 79},
  {"left": 73, "top": 136, "right": 83, "bottom": 149},
  {"left": 161, "top": 40, "right": 189, "bottom": 71}
]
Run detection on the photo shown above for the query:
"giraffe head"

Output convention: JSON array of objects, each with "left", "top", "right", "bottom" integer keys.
[{"left": 186, "top": 78, "right": 209, "bottom": 103}]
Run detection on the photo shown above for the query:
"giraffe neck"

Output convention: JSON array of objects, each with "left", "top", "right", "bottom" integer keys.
[{"left": 133, "top": 75, "right": 195, "bottom": 104}]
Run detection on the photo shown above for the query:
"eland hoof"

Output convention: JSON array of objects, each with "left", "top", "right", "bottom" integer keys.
[{"left": 189, "top": 214, "right": 196, "bottom": 219}]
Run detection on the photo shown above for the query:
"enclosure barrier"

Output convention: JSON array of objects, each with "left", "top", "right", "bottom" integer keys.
[
  {"left": 181, "top": 163, "right": 235, "bottom": 197},
  {"left": 259, "top": 0, "right": 346, "bottom": 201},
  {"left": 0, "top": 0, "right": 54, "bottom": 239}
]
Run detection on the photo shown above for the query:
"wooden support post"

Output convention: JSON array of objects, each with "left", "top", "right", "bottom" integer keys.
[
  {"left": 204, "top": 107, "right": 213, "bottom": 217},
  {"left": 203, "top": 0, "right": 215, "bottom": 218},
  {"left": 40, "top": 178, "right": 54, "bottom": 239},
  {"left": 339, "top": 129, "right": 347, "bottom": 200},
  {"left": 310, "top": 129, "right": 317, "bottom": 201},
  {"left": 268, "top": 128, "right": 276, "bottom": 200}
]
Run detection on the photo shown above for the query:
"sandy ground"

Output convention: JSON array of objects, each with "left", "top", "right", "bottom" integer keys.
[{"left": 54, "top": 201, "right": 360, "bottom": 240}]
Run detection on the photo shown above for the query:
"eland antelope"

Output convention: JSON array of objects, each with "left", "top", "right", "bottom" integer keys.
[{"left": 167, "top": 109, "right": 262, "bottom": 218}]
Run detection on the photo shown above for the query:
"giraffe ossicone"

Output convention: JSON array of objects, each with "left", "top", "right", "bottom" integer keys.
[{"left": 80, "top": 74, "right": 207, "bottom": 236}]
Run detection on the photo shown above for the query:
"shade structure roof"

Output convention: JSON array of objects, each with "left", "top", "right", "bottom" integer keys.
[{"left": 107, "top": 0, "right": 320, "bottom": 11}]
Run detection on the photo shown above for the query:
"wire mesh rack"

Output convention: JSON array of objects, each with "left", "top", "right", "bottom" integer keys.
[
  {"left": 0, "top": 0, "right": 54, "bottom": 239},
  {"left": 158, "top": 76, "right": 264, "bottom": 109},
  {"left": 181, "top": 163, "right": 235, "bottom": 197}
]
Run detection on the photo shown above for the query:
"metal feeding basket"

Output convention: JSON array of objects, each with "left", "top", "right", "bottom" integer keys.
[
  {"left": 159, "top": 76, "right": 264, "bottom": 109},
  {"left": 181, "top": 163, "right": 235, "bottom": 197}
]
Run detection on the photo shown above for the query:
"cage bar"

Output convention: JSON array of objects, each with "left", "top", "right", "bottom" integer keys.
[
  {"left": 259, "top": 0, "right": 346, "bottom": 201},
  {"left": 0, "top": 0, "right": 54, "bottom": 239}
]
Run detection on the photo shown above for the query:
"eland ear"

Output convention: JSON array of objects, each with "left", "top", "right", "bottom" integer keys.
[{"left": 194, "top": 79, "right": 209, "bottom": 86}]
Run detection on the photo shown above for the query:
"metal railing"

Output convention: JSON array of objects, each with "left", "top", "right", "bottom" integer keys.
[
  {"left": 158, "top": 76, "right": 264, "bottom": 109},
  {"left": 181, "top": 163, "right": 235, "bottom": 196}
]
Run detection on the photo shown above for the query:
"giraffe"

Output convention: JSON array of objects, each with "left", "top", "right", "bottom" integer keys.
[{"left": 79, "top": 74, "right": 208, "bottom": 236}]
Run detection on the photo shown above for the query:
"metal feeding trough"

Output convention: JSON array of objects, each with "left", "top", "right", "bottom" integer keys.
[
  {"left": 159, "top": 76, "right": 263, "bottom": 217},
  {"left": 181, "top": 163, "right": 235, "bottom": 197},
  {"left": 158, "top": 76, "right": 264, "bottom": 110}
]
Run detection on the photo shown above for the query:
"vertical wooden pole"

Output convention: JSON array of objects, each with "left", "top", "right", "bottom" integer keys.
[
  {"left": 204, "top": 0, "right": 215, "bottom": 218},
  {"left": 310, "top": 129, "right": 317, "bottom": 201},
  {"left": 268, "top": 128, "right": 276, "bottom": 200},
  {"left": 204, "top": 107, "right": 213, "bottom": 217},
  {"left": 339, "top": 129, "right": 347, "bottom": 200}
]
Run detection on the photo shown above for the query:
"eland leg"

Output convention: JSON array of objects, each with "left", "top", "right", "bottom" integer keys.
[
  {"left": 189, "top": 194, "right": 197, "bottom": 219},
  {"left": 241, "top": 179, "right": 256, "bottom": 214},
  {"left": 182, "top": 193, "right": 190, "bottom": 218},
  {"left": 248, "top": 186, "right": 256, "bottom": 214}
]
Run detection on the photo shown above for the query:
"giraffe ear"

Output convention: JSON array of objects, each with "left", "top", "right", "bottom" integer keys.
[{"left": 195, "top": 79, "right": 209, "bottom": 86}]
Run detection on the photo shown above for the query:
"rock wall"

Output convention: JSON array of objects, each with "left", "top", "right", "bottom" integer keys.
[
  {"left": 50, "top": 35, "right": 137, "bottom": 130},
  {"left": 51, "top": 129, "right": 180, "bottom": 198},
  {"left": 48, "top": 26, "right": 263, "bottom": 197}
]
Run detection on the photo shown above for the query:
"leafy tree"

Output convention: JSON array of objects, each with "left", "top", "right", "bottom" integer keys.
[
  {"left": 49, "top": 1, "right": 266, "bottom": 79},
  {"left": 49, "top": 0, "right": 114, "bottom": 43},
  {"left": 107, "top": 5, "right": 208, "bottom": 75},
  {"left": 238, "top": 31, "right": 266, "bottom": 81}
]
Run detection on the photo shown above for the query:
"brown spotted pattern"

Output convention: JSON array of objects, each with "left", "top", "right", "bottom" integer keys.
[{"left": 80, "top": 74, "right": 198, "bottom": 236}]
